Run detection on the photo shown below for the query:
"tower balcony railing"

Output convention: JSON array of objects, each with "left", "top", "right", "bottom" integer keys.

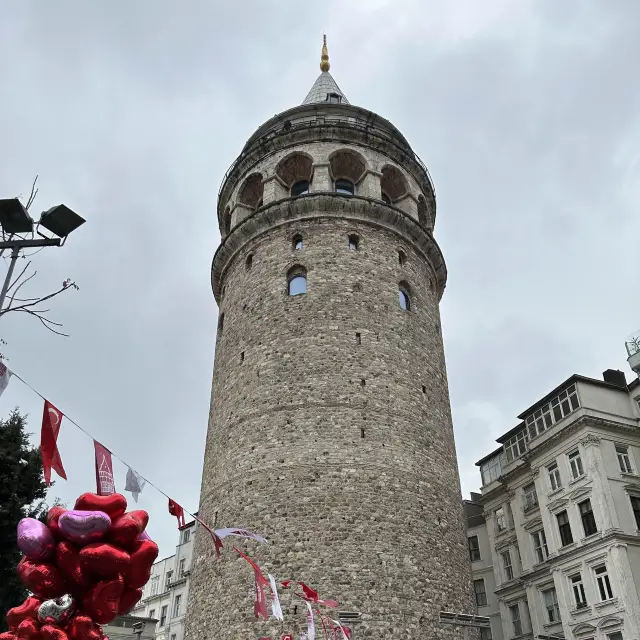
[
  {"left": 218, "top": 111, "right": 435, "bottom": 205},
  {"left": 626, "top": 329, "right": 640, "bottom": 376}
]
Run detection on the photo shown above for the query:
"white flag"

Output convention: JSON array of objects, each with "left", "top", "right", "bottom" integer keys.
[
  {"left": 306, "top": 602, "right": 315, "bottom": 640},
  {"left": 125, "top": 467, "right": 146, "bottom": 502},
  {"left": 214, "top": 527, "right": 267, "bottom": 543},
  {"left": 0, "top": 361, "right": 12, "bottom": 397},
  {"left": 268, "top": 574, "right": 284, "bottom": 621}
]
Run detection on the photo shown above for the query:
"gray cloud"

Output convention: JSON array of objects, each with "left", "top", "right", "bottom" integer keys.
[{"left": 0, "top": 0, "right": 638, "bottom": 557}]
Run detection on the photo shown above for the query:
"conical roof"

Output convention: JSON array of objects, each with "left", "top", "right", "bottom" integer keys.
[{"left": 302, "top": 36, "right": 349, "bottom": 105}]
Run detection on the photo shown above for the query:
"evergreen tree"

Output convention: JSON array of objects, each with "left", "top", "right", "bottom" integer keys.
[{"left": 0, "top": 409, "right": 47, "bottom": 629}]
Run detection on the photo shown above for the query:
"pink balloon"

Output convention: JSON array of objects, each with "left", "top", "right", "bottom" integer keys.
[
  {"left": 59, "top": 510, "right": 111, "bottom": 545},
  {"left": 17, "top": 518, "right": 55, "bottom": 560},
  {"left": 137, "top": 530, "right": 152, "bottom": 542}
]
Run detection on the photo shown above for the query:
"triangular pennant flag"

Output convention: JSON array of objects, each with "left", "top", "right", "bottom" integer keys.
[
  {"left": 168, "top": 498, "right": 186, "bottom": 527},
  {"left": 41, "top": 400, "right": 66, "bottom": 486},
  {"left": 94, "top": 440, "right": 116, "bottom": 496},
  {"left": 125, "top": 467, "right": 146, "bottom": 502},
  {"left": 268, "top": 574, "right": 284, "bottom": 621},
  {"left": 215, "top": 527, "right": 267, "bottom": 543},
  {"left": 306, "top": 602, "right": 316, "bottom": 640}
]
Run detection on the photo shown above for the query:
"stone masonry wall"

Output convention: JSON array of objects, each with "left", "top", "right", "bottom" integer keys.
[{"left": 184, "top": 210, "right": 474, "bottom": 639}]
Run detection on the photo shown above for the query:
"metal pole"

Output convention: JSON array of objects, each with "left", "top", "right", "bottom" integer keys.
[{"left": 0, "top": 246, "right": 21, "bottom": 316}]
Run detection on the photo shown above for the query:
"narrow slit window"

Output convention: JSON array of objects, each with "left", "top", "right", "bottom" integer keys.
[
  {"left": 398, "top": 250, "right": 406, "bottom": 266},
  {"left": 348, "top": 234, "right": 359, "bottom": 251},
  {"left": 356, "top": 332, "right": 361, "bottom": 344},
  {"left": 245, "top": 254, "right": 253, "bottom": 270},
  {"left": 293, "top": 234, "right": 303, "bottom": 250}
]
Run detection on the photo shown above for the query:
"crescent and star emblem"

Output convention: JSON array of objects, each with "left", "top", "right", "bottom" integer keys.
[{"left": 47, "top": 407, "right": 60, "bottom": 427}]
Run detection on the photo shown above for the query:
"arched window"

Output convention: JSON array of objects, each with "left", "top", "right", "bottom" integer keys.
[
  {"left": 348, "top": 234, "right": 359, "bottom": 251},
  {"left": 398, "top": 250, "right": 406, "bottom": 266},
  {"left": 238, "top": 173, "right": 264, "bottom": 211},
  {"left": 287, "top": 266, "right": 307, "bottom": 296},
  {"left": 335, "top": 179, "right": 355, "bottom": 195},
  {"left": 291, "top": 180, "right": 310, "bottom": 197},
  {"left": 381, "top": 192, "right": 392, "bottom": 205},
  {"left": 292, "top": 234, "right": 303, "bottom": 250},
  {"left": 245, "top": 254, "right": 253, "bottom": 270},
  {"left": 399, "top": 281, "right": 412, "bottom": 311},
  {"left": 380, "top": 165, "right": 408, "bottom": 203}
]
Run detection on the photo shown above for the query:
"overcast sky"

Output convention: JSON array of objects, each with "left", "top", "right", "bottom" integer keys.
[{"left": 1, "top": 0, "right": 638, "bottom": 559}]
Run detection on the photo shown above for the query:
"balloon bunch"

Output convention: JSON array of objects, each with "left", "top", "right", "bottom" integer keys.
[{"left": 1, "top": 493, "right": 158, "bottom": 640}]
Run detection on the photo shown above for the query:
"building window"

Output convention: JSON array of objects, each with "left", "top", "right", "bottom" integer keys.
[
  {"left": 468, "top": 536, "right": 481, "bottom": 562},
  {"left": 630, "top": 495, "right": 640, "bottom": 529},
  {"left": 160, "top": 605, "right": 168, "bottom": 627},
  {"left": 608, "top": 633, "right": 623, "bottom": 640},
  {"left": 532, "top": 529, "right": 549, "bottom": 564},
  {"left": 179, "top": 558, "right": 186, "bottom": 577},
  {"left": 568, "top": 450, "right": 585, "bottom": 480},
  {"left": 502, "top": 550, "right": 514, "bottom": 581},
  {"left": 398, "top": 250, "right": 406, "bottom": 265},
  {"left": 217, "top": 313, "right": 224, "bottom": 335},
  {"left": 594, "top": 565, "right": 614, "bottom": 601},
  {"left": 504, "top": 429, "right": 528, "bottom": 463},
  {"left": 173, "top": 594, "right": 182, "bottom": 617},
  {"left": 171, "top": 635, "right": 177, "bottom": 640},
  {"left": 287, "top": 266, "right": 307, "bottom": 296},
  {"left": 579, "top": 499, "right": 598, "bottom": 536},
  {"left": 183, "top": 529, "right": 190, "bottom": 544},
  {"left": 480, "top": 629, "right": 492, "bottom": 640},
  {"left": 557, "top": 510, "right": 574, "bottom": 546},
  {"left": 495, "top": 507, "right": 507, "bottom": 532},
  {"left": 616, "top": 444, "right": 634, "bottom": 474},
  {"left": 570, "top": 573, "right": 587, "bottom": 609},
  {"left": 523, "top": 483, "right": 538, "bottom": 511},
  {"left": 547, "top": 462, "right": 562, "bottom": 492},
  {"left": 526, "top": 383, "right": 580, "bottom": 438},
  {"left": 543, "top": 587, "right": 560, "bottom": 623},
  {"left": 481, "top": 456, "right": 502, "bottom": 486},
  {"left": 291, "top": 180, "right": 310, "bottom": 196},
  {"left": 335, "top": 179, "right": 354, "bottom": 195},
  {"left": 508, "top": 603, "right": 522, "bottom": 637},
  {"left": 381, "top": 192, "right": 391, "bottom": 204},
  {"left": 348, "top": 234, "right": 359, "bottom": 251},
  {"left": 149, "top": 609, "right": 155, "bottom": 620},
  {"left": 150, "top": 575, "right": 159, "bottom": 596},
  {"left": 327, "top": 93, "right": 342, "bottom": 103},
  {"left": 399, "top": 289, "right": 411, "bottom": 311},
  {"left": 165, "top": 570, "right": 173, "bottom": 589},
  {"left": 474, "top": 579, "right": 487, "bottom": 606},
  {"left": 292, "top": 234, "right": 303, "bottom": 250},
  {"left": 245, "top": 254, "right": 253, "bottom": 270}
]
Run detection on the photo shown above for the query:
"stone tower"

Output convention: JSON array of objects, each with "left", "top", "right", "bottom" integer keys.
[{"left": 185, "top": 39, "right": 474, "bottom": 639}]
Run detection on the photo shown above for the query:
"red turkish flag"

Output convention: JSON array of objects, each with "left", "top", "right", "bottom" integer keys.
[
  {"left": 40, "top": 400, "right": 66, "bottom": 486},
  {"left": 94, "top": 440, "right": 116, "bottom": 495},
  {"left": 168, "top": 498, "right": 186, "bottom": 527}
]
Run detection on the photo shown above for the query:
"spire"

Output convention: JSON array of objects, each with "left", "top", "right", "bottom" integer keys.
[
  {"left": 302, "top": 35, "right": 349, "bottom": 105},
  {"left": 320, "top": 34, "right": 330, "bottom": 72}
]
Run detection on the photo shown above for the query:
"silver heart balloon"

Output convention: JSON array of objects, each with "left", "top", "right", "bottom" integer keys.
[{"left": 37, "top": 594, "right": 75, "bottom": 624}]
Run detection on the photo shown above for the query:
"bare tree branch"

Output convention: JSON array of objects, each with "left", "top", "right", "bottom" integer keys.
[
  {"left": 1, "top": 281, "right": 76, "bottom": 315},
  {"left": 6, "top": 260, "right": 31, "bottom": 293},
  {"left": 17, "top": 309, "right": 69, "bottom": 337},
  {"left": 25, "top": 175, "right": 39, "bottom": 210}
]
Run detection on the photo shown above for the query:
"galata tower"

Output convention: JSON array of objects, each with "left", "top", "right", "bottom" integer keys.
[{"left": 185, "top": 38, "right": 474, "bottom": 639}]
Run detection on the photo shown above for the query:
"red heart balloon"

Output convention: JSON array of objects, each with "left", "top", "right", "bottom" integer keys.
[
  {"left": 17, "top": 558, "right": 66, "bottom": 599},
  {"left": 66, "top": 615, "right": 102, "bottom": 640},
  {"left": 40, "top": 627, "right": 68, "bottom": 640},
  {"left": 46, "top": 507, "right": 66, "bottom": 539},
  {"left": 117, "top": 587, "right": 142, "bottom": 614},
  {"left": 56, "top": 542, "right": 91, "bottom": 588},
  {"left": 0, "top": 632, "right": 16, "bottom": 640},
  {"left": 7, "top": 597, "right": 42, "bottom": 630},
  {"left": 74, "top": 494, "right": 126, "bottom": 521},
  {"left": 126, "top": 540, "right": 158, "bottom": 589},
  {"left": 15, "top": 618, "right": 40, "bottom": 640},
  {"left": 79, "top": 543, "right": 130, "bottom": 578},
  {"left": 83, "top": 576, "right": 124, "bottom": 624},
  {"left": 108, "top": 511, "right": 148, "bottom": 547}
]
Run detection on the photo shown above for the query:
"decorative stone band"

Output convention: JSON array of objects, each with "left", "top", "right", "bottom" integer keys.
[{"left": 211, "top": 192, "right": 446, "bottom": 301}]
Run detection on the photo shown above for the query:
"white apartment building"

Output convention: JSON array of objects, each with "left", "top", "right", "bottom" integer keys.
[
  {"left": 466, "top": 369, "right": 640, "bottom": 640},
  {"left": 132, "top": 520, "right": 196, "bottom": 640}
]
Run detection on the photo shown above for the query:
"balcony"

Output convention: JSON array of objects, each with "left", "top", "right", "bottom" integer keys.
[{"left": 626, "top": 331, "right": 640, "bottom": 376}]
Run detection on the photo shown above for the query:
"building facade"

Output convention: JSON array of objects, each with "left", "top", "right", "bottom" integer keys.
[
  {"left": 467, "top": 370, "right": 640, "bottom": 640},
  {"left": 184, "top": 40, "right": 474, "bottom": 639},
  {"left": 132, "top": 521, "right": 195, "bottom": 640}
]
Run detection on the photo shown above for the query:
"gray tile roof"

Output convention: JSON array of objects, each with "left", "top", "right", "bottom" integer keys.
[{"left": 302, "top": 71, "right": 350, "bottom": 105}]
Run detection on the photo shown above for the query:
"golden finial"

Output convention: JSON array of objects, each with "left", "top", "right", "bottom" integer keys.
[{"left": 320, "top": 34, "right": 330, "bottom": 72}]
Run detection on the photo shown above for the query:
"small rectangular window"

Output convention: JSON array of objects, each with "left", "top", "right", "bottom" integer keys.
[
  {"left": 480, "top": 629, "right": 493, "bottom": 640},
  {"left": 160, "top": 605, "right": 168, "bottom": 627},
  {"left": 502, "top": 550, "right": 514, "bottom": 581},
  {"left": 179, "top": 558, "right": 186, "bottom": 577},
  {"left": 183, "top": 529, "right": 190, "bottom": 544},
  {"left": 616, "top": 444, "right": 634, "bottom": 474},
  {"left": 474, "top": 579, "right": 487, "bottom": 606},
  {"left": 570, "top": 573, "right": 587, "bottom": 608},
  {"left": 548, "top": 462, "right": 562, "bottom": 491},
  {"left": 149, "top": 609, "right": 155, "bottom": 619},
  {"left": 594, "top": 565, "right": 614, "bottom": 601},
  {"left": 165, "top": 570, "right": 173, "bottom": 588},
  {"left": 468, "top": 535, "right": 481, "bottom": 562},
  {"left": 508, "top": 603, "right": 522, "bottom": 636},
  {"left": 579, "top": 499, "right": 598, "bottom": 536},
  {"left": 240, "top": 351, "right": 245, "bottom": 363},
  {"left": 569, "top": 450, "right": 584, "bottom": 480},
  {"left": 542, "top": 587, "right": 560, "bottom": 623},
  {"left": 495, "top": 507, "right": 507, "bottom": 532},
  {"left": 523, "top": 483, "right": 538, "bottom": 511},
  {"left": 630, "top": 495, "right": 640, "bottom": 529},
  {"left": 355, "top": 332, "right": 361, "bottom": 345},
  {"left": 173, "top": 594, "right": 181, "bottom": 617},
  {"left": 532, "top": 529, "right": 548, "bottom": 564},
  {"left": 557, "top": 510, "right": 574, "bottom": 546}
]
